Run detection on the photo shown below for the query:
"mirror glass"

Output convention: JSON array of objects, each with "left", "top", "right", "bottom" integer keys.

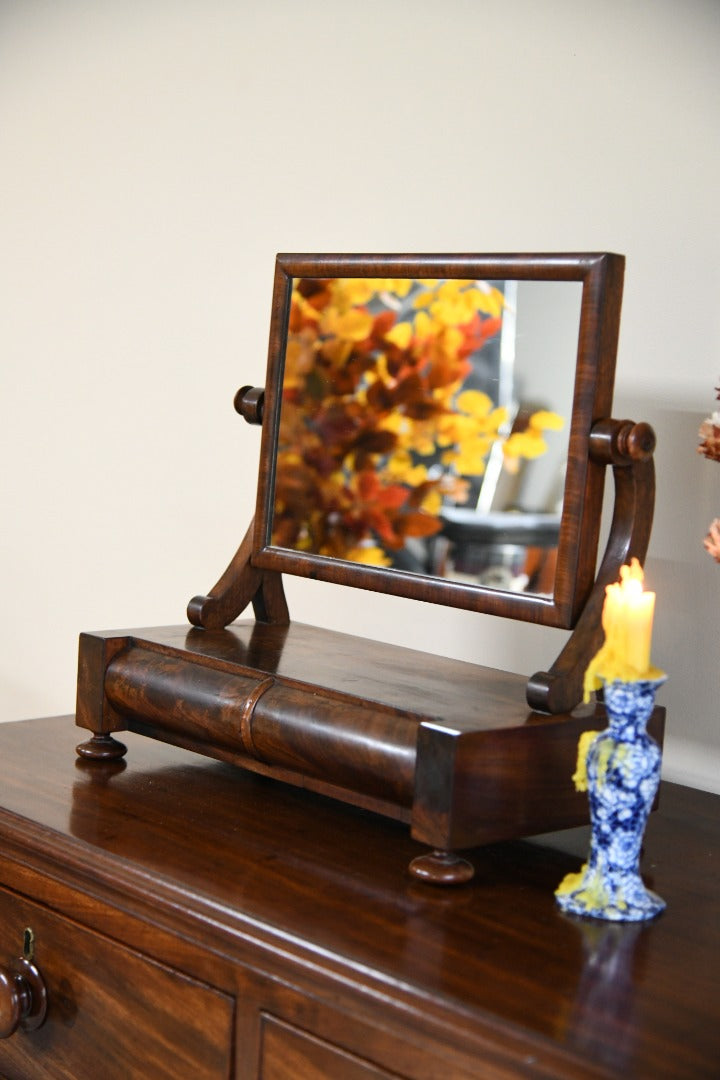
[{"left": 268, "top": 275, "right": 582, "bottom": 597}]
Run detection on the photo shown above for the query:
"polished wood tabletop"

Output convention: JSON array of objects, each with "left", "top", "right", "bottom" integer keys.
[{"left": 0, "top": 715, "right": 718, "bottom": 1078}]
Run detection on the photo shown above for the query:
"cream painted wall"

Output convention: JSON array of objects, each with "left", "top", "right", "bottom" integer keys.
[{"left": 1, "top": 1, "right": 718, "bottom": 791}]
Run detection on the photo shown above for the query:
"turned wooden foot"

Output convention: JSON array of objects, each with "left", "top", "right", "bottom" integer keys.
[
  {"left": 408, "top": 849, "right": 474, "bottom": 885},
  {"left": 76, "top": 733, "right": 128, "bottom": 762}
]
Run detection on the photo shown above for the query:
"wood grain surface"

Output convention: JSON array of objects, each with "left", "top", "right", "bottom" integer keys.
[{"left": 0, "top": 717, "right": 717, "bottom": 1077}]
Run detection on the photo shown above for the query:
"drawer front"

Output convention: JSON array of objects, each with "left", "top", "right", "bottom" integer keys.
[
  {"left": 259, "top": 1014, "right": 405, "bottom": 1080},
  {"left": 0, "top": 886, "right": 234, "bottom": 1079},
  {"left": 235, "top": 969, "right": 488, "bottom": 1080}
]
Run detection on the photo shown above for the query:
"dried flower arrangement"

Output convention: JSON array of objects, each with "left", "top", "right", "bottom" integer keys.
[{"left": 698, "top": 386, "right": 720, "bottom": 562}]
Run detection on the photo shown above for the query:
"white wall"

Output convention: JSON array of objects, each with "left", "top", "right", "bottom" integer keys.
[{"left": 2, "top": 1, "right": 718, "bottom": 791}]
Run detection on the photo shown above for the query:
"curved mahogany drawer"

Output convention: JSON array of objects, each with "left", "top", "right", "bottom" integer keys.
[
  {"left": 104, "top": 644, "right": 418, "bottom": 806},
  {"left": 0, "top": 886, "right": 234, "bottom": 1079}
]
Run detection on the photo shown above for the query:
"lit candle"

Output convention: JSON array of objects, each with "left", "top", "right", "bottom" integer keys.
[
  {"left": 603, "top": 559, "right": 656, "bottom": 674},
  {"left": 583, "top": 558, "right": 660, "bottom": 699},
  {"left": 623, "top": 580, "right": 655, "bottom": 673}
]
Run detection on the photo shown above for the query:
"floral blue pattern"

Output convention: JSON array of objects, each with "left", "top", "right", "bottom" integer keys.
[{"left": 556, "top": 677, "right": 666, "bottom": 921}]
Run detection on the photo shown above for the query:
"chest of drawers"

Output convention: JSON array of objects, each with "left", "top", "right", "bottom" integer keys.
[{"left": 0, "top": 716, "right": 717, "bottom": 1078}]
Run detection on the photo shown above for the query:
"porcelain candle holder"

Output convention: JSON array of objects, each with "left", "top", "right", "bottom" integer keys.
[{"left": 556, "top": 676, "right": 666, "bottom": 922}]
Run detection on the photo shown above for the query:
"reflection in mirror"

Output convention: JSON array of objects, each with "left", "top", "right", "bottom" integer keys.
[{"left": 271, "top": 276, "right": 582, "bottom": 596}]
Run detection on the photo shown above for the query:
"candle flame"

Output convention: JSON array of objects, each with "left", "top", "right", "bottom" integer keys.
[{"left": 620, "top": 560, "right": 644, "bottom": 585}]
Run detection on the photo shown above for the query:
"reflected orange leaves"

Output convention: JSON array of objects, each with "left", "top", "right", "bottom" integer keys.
[{"left": 272, "top": 277, "right": 559, "bottom": 568}]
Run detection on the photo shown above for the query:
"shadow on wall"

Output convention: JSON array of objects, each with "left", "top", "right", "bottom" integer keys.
[{"left": 616, "top": 394, "right": 720, "bottom": 793}]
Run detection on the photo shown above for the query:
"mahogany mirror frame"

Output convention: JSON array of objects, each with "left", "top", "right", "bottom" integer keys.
[{"left": 251, "top": 252, "right": 625, "bottom": 629}]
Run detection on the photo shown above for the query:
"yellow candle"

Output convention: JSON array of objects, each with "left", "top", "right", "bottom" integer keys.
[
  {"left": 583, "top": 558, "right": 661, "bottom": 699},
  {"left": 603, "top": 566, "right": 655, "bottom": 672},
  {"left": 623, "top": 579, "right": 655, "bottom": 672},
  {"left": 602, "top": 579, "right": 629, "bottom": 659}
]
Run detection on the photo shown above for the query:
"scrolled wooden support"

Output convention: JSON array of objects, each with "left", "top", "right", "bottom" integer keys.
[
  {"left": 527, "top": 418, "right": 656, "bottom": 715},
  {"left": 187, "top": 518, "right": 289, "bottom": 630},
  {"left": 233, "top": 385, "right": 265, "bottom": 425}
]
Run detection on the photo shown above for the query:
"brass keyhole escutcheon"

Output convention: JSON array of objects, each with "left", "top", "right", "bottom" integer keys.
[{"left": 23, "top": 927, "right": 35, "bottom": 961}]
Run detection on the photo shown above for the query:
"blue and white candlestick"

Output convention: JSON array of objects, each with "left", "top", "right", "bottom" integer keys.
[{"left": 556, "top": 676, "right": 666, "bottom": 922}]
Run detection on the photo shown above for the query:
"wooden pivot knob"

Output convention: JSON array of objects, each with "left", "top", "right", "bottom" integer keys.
[
  {"left": 234, "top": 385, "right": 265, "bottom": 424},
  {"left": 0, "top": 957, "right": 48, "bottom": 1038},
  {"left": 589, "top": 418, "right": 657, "bottom": 465}
]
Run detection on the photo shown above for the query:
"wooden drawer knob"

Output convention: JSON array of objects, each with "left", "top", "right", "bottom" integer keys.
[{"left": 0, "top": 956, "right": 48, "bottom": 1038}]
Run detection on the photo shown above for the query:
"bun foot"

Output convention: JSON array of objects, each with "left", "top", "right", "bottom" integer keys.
[
  {"left": 409, "top": 849, "right": 474, "bottom": 885},
  {"left": 76, "top": 733, "right": 128, "bottom": 761}
]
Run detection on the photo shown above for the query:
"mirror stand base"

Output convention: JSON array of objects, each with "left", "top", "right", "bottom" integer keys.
[
  {"left": 408, "top": 850, "right": 474, "bottom": 886},
  {"left": 74, "top": 623, "right": 666, "bottom": 885}
]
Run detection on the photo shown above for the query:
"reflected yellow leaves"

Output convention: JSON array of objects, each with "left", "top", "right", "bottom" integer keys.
[
  {"left": 272, "top": 276, "right": 563, "bottom": 569},
  {"left": 504, "top": 410, "right": 566, "bottom": 465}
]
